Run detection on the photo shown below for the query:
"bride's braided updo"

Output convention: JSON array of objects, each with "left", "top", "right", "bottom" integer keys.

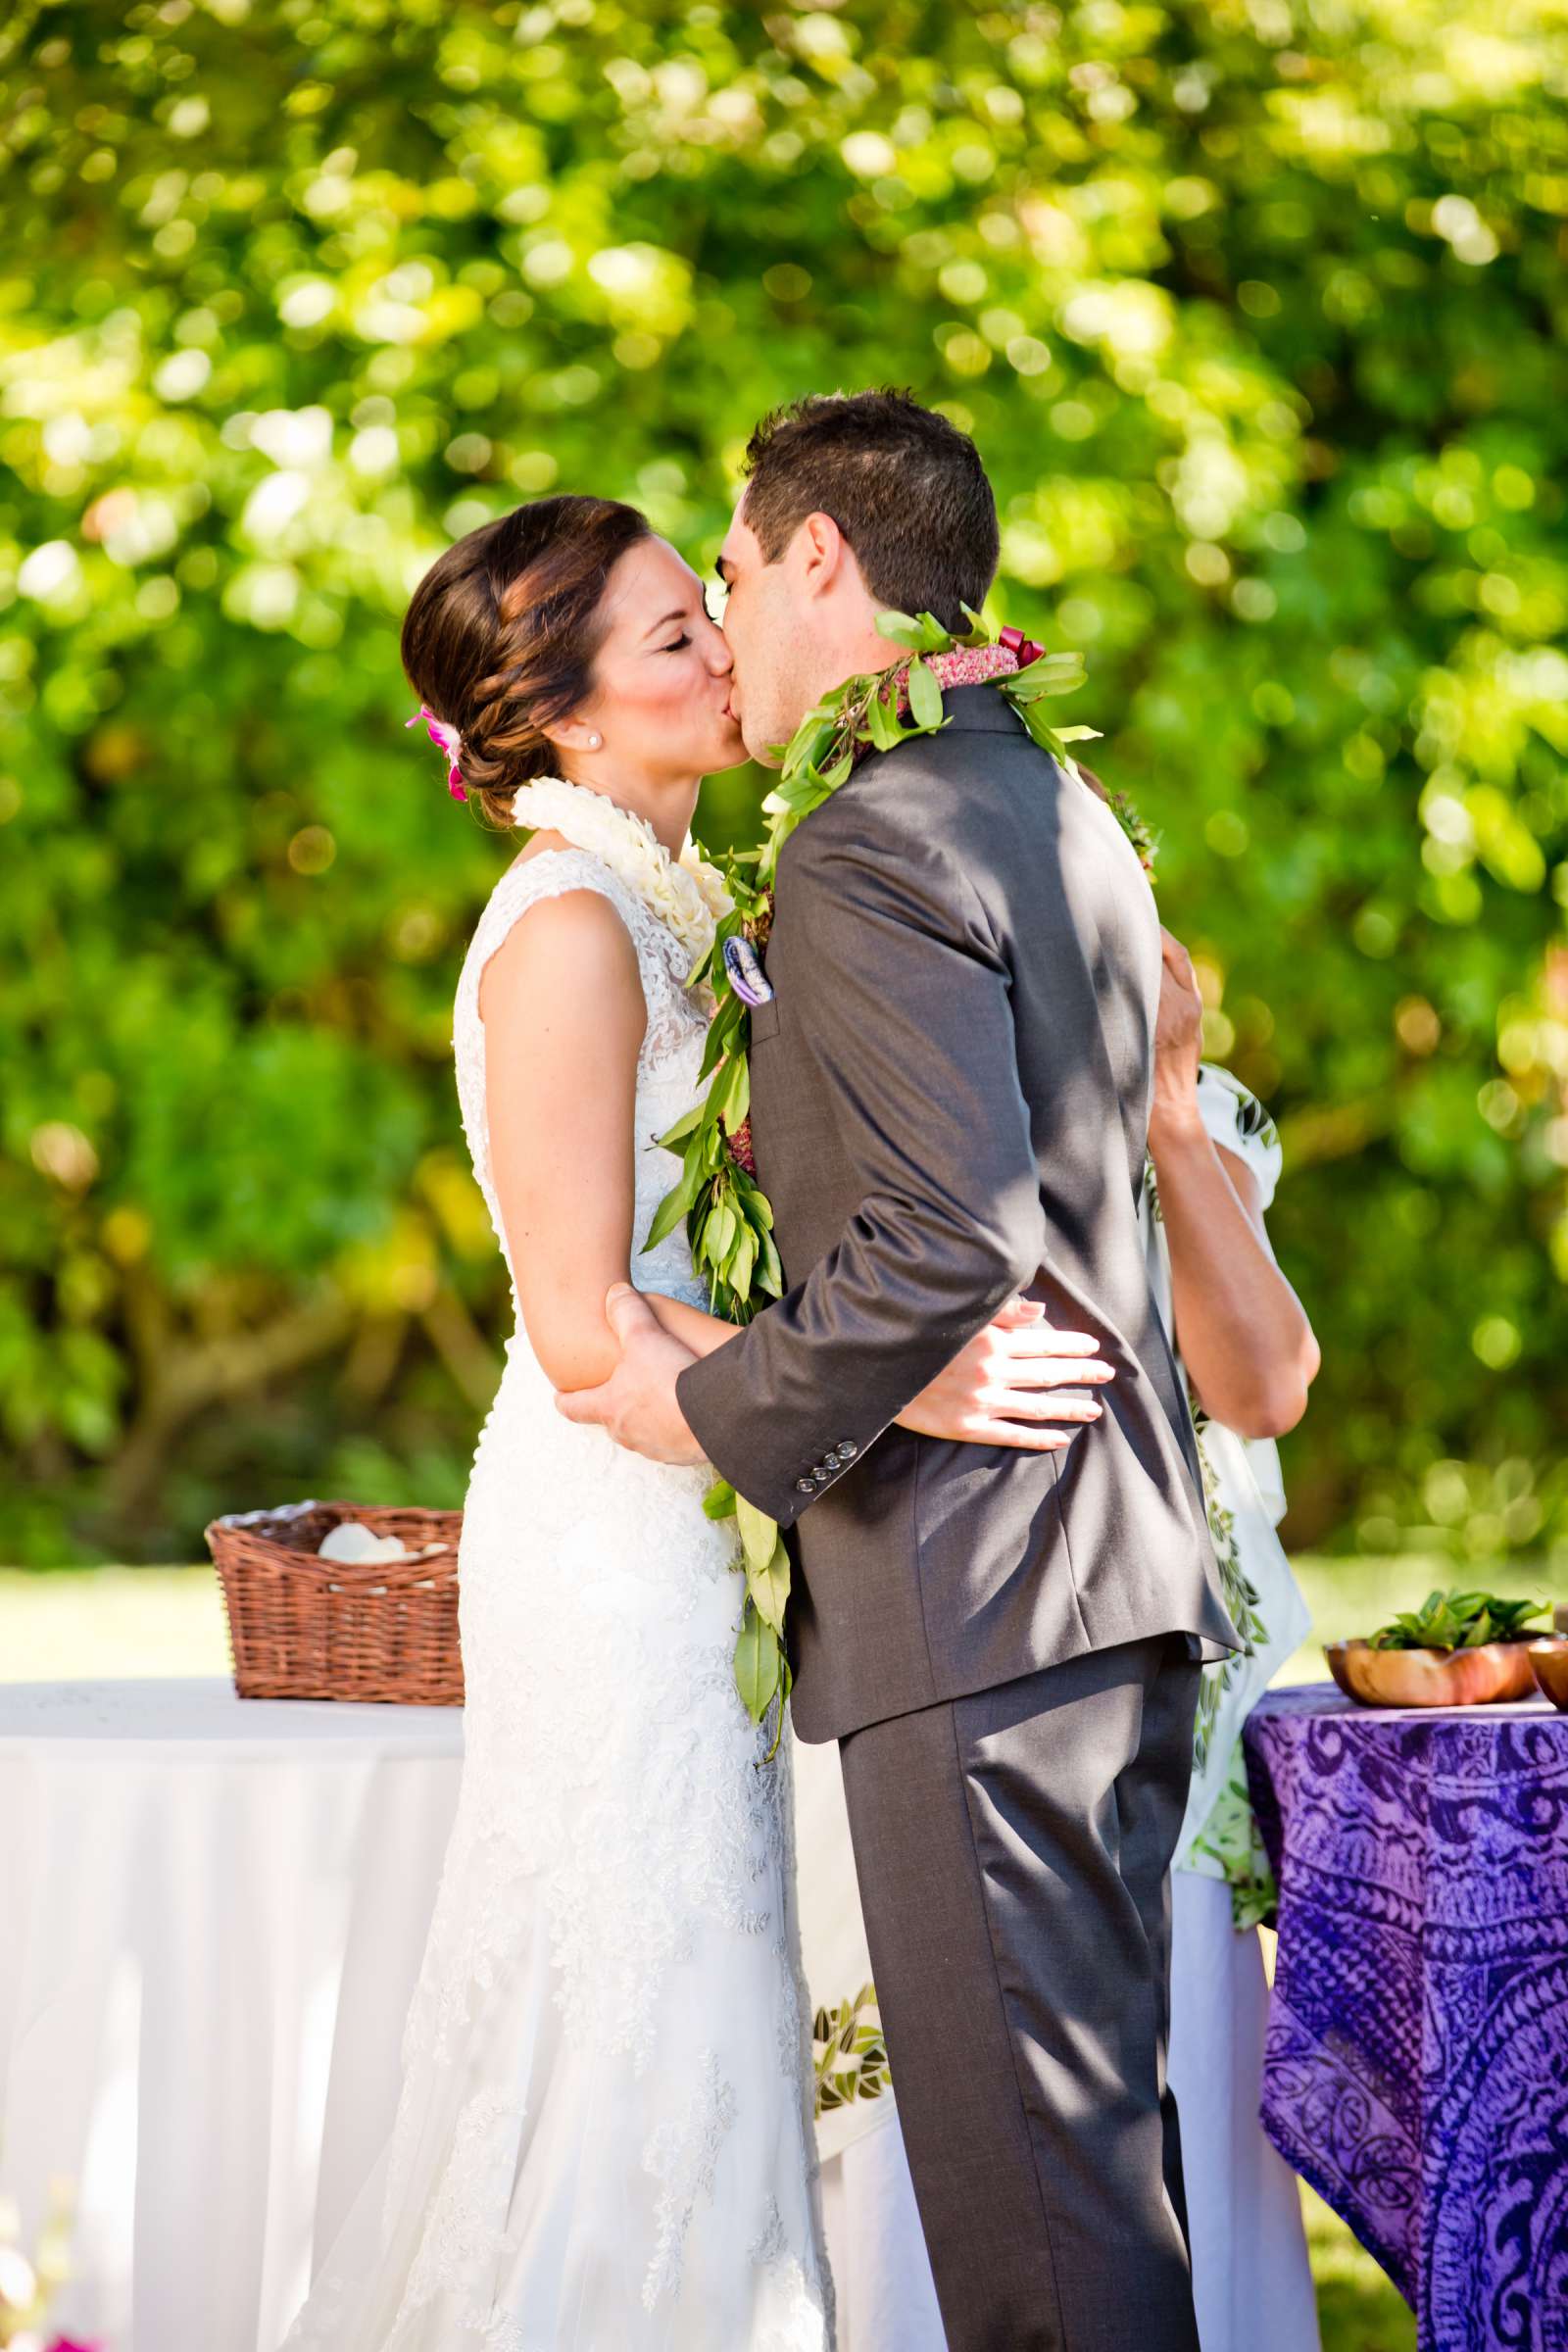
[{"left": 400, "top": 494, "right": 652, "bottom": 830}]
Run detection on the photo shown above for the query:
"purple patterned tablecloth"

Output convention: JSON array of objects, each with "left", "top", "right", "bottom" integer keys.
[{"left": 1244, "top": 1686, "right": 1568, "bottom": 2352}]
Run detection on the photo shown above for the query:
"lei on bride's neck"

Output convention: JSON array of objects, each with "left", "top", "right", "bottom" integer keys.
[
  {"left": 508, "top": 775, "right": 733, "bottom": 988},
  {"left": 641, "top": 606, "right": 1153, "bottom": 1757}
]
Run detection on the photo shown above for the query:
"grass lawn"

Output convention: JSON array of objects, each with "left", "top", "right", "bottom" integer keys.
[
  {"left": 7, "top": 1546, "right": 1550, "bottom": 1687},
  {"left": 13, "top": 1547, "right": 1548, "bottom": 2351}
]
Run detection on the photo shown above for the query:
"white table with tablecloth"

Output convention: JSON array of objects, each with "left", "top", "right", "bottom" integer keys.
[{"left": 0, "top": 1678, "right": 941, "bottom": 2351}]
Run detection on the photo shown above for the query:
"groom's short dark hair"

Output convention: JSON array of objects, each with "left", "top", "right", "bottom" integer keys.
[{"left": 741, "top": 390, "right": 1000, "bottom": 630}]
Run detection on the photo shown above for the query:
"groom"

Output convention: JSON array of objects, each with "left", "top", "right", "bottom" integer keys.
[{"left": 559, "top": 390, "right": 1240, "bottom": 2350}]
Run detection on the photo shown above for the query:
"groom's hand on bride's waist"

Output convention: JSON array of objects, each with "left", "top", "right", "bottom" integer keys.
[
  {"left": 894, "top": 1296, "right": 1115, "bottom": 1448},
  {"left": 554, "top": 1283, "right": 708, "bottom": 1464}
]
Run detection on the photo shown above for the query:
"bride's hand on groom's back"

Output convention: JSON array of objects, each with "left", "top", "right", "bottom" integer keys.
[{"left": 894, "top": 1297, "right": 1114, "bottom": 1450}]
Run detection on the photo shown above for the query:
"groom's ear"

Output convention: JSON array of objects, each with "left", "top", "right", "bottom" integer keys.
[{"left": 794, "top": 510, "right": 856, "bottom": 602}]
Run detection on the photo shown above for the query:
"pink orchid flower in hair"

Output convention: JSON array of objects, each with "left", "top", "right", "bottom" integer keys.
[{"left": 406, "top": 705, "right": 467, "bottom": 800}]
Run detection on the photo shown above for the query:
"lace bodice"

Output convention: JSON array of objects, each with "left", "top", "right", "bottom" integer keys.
[{"left": 452, "top": 847, "right": 714, "bottom": 1322}]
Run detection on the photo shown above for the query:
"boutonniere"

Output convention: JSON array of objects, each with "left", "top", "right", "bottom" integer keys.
[{"left": 721, "top": 933, "right": 774, "bottom": 1006}]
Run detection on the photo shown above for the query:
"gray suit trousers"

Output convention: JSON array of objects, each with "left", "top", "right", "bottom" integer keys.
[{"left": 836, "top": 1634, "right": 1203, "bottom": 2352}]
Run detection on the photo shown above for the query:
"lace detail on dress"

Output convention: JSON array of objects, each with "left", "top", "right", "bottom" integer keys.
[
  {"left": 277, "top": 844, "right": 834, "bottom": 2351},
  {"left": 392, "top": 2088, "right": 528, "bottom": 2335},
  {"left": 642, "top": 2048, "right": 740, "bottom": 2309},
  {"left": 452, "top": 847, "right": 711, "bottom": 1314}
]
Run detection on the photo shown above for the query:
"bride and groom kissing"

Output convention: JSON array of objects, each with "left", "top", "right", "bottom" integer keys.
[{"left": 281, "top": 388, "right": 1241, "bottom": 2352}]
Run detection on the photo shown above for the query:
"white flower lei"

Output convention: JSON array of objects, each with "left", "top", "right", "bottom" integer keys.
[{"left": 509, "top": 775, "right": 733, "bottom": 985}]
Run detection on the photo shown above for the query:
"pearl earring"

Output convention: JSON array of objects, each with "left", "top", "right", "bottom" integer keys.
[{"left": 588, "top": 733, "right": 602, "bottom": 750}]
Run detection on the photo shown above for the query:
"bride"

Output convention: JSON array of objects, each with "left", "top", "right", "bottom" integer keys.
[{"left": 277, "top": 493, "right": 1108, "bottom": 2351}]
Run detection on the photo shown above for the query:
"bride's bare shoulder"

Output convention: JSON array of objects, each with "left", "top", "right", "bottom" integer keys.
[{"left": 476, "top": 848, "right": 640, "bottom": 1029}]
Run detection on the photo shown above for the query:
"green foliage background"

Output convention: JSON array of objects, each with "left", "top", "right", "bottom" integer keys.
[{"left": 2, "top": 0, "right": 1565, "bottom": 1569}]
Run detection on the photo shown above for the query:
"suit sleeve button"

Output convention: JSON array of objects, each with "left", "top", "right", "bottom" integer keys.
[
  {"left": 837, "top": 1440, "right": 858, "bottom": 1460},
  {"left": 795, "top": 1478, "right": 816, "bottom": 1495}
]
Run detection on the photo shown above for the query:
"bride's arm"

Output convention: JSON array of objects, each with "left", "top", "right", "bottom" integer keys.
[
  {"left": 481, "top": 887, "right": 649, "bottom": 1394},
  {"left": 644, "top": 1295, "right": 736, "bottom": 1357}
]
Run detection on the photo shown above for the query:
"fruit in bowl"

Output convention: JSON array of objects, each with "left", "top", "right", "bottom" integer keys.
[{"left": 1326, "top": 1589, "right": 1548, "bottom": 1709}]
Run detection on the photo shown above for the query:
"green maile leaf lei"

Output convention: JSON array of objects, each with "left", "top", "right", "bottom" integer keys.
[{"left": 653, "top": 606, "right": 1149, "bottom": 1763}]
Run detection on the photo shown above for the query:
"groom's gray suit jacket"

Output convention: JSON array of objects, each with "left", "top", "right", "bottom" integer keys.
[{"left": 677, "top": 684, "right": 1240, "bottom": 1745}]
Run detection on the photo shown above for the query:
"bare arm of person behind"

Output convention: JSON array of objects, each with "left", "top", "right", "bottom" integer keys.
[
  {"left": 1149, "top": 928, "right": 1321, "bottom": 1439},
  {"left": 483, "top": 883, "right": 1112, "bottom": 1445}
]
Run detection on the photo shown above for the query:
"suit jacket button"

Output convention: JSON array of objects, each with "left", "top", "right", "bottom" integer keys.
[
  {"left": 837, "top": 1440, "right": 858, "bottom": 1459},
  {"left": 795, "top": 1478, "right": 816, "bottom": 1495}
]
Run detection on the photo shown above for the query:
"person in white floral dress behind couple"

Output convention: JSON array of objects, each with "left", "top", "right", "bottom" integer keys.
[{"left": 793, "top": 911, "right": 1325, "bottom": 2352}]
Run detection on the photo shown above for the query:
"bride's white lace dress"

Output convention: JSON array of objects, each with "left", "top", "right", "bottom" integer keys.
[{"left": 278, "top": 846, "right": 835, "bottom": 2352}]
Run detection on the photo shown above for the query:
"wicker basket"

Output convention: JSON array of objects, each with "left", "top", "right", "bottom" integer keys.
[{"left": 205, "top": 1498, "right": 465, "bottom": 1705}]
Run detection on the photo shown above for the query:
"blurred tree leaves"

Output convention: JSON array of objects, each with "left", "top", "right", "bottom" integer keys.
[{"left": 0, "top": 0, "right": 1564, "bottom": 1564}]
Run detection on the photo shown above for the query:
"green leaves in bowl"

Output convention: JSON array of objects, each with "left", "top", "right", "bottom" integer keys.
[{"left": 1366, "top": 1588, "right": 1547, "bottom": 1652}]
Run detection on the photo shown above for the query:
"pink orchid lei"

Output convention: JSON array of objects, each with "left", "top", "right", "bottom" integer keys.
[
  {"left": 885, "top": 630, "right": 1037, "bottom": 720},
  {"left": 875, "top": 626, "right": 1151, "bottom": 872}
]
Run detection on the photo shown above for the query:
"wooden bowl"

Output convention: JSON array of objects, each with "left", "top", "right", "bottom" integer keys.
[
  {"left": 1325, "top": 1638, "right": 1541, "bottom": 1708},
  {"left": 1528, "top": 1639, "right": 1568, "bottom": 1710}
]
